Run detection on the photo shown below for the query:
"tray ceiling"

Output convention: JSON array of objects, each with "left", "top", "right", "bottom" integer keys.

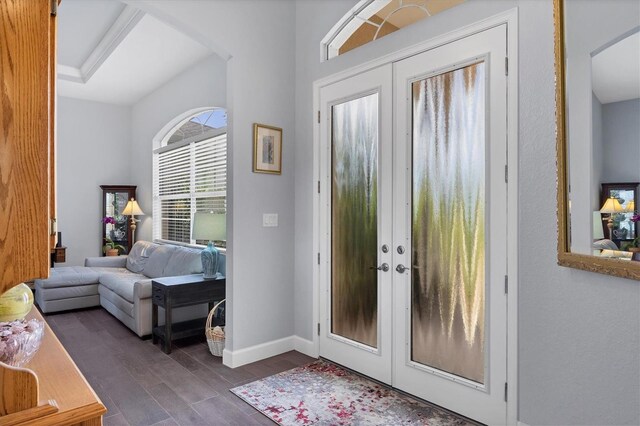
[{"left": 57, "top": 0, "right": 213, "bottom": 105}]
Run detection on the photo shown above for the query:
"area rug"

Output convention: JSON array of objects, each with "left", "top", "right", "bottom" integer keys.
[{"left": 230, "top": 360, "right": 475, "bottom": 425}]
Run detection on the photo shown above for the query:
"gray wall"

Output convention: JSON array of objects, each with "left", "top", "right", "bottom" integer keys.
[
  {"left": 602, "top": 98, "right": 640, "bottom": 183},
  {"left": 130, "top": 0, "right": 297, "bottom": 352},
  {"left": 56, "top": 55, "right": 225, "bottom": 266},
  {"left": 592, "top": 93, "right": 603, "bottom": 211},
  {"left": 294, "top": 1, "right": 639, "bottom": 425},
  {"left": 57, "top": 96, "right": 132, "bottom": 266},
  {"left": 130, "top": 54, "right": 227, "bottom": 242}
]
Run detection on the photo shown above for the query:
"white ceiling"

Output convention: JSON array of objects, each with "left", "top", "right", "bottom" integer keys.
[
  {"left": 592, "top": 31, "right": 640, "bottom": 105},
  {"left": 57, "top": 1, "right": 212, "bottom": 105},
  {"left": 57, "top": 0, "right": 125, "bottom": 68}
]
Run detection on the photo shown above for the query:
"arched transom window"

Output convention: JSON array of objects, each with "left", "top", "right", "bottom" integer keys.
[
  {"left": 165, "top": 109, "right": 227, "bottom": 146},
  {"left": 322, "top": 0, "right": 465, "bottom": 61}
]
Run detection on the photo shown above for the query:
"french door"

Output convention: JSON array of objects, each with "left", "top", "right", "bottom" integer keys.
[
  {"left": 392, "top": 25, "right": 508, "bottom": 425},
  {"left": 319, "top": 25, "right": 508, "bottom": 425},
  {"left": 318, "top": 64, "right": 393, "bottom": 384}
]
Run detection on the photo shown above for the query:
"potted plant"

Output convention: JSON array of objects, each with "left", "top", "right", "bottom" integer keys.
[
  {"left": 102, "top": 216, "right": 116, "bottom": 240},
  {"left": 103, "top": 237, "right": 125, "bottom": 257}
]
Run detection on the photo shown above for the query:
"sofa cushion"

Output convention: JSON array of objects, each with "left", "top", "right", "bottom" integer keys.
[
  {"left": 164, "top": 247, "right": 203, "bottom": 277},
  {"left": 90, "top": 267, "right": 129, "bottom": 275},
  {"left": 35, "top": 266, "right": 100, "bottom": 289},
  {"left": 36, "top": 284, "right": 99, "bottom": 301},
  {"left": 143, "top": 245, "right": 176, "bottom": 278},
  {"left": 99, "top": 271, "right": 147, "bottom": 303},
  {"left": 134, "top": 279, "right": 153, "bottom": 300},
  {"left": 126, "top": 241, "right": 159, "bottom": 274},
  {"left": 593, "top": 239, "right": 618, "bottom": 250},
  {"left": 99, "top": 286, "right": 135, "bottom": 317},
  {"left": 85, "top": 256, "right": 128, "bottom": 268}
]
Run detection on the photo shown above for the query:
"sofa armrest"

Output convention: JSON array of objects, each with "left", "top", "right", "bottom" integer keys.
[
  {"left": 84, "top": 256, "right": 128, "bottom": 268},
  {"left": 134, "top": 279, "right": 153, "bottom": 300}
]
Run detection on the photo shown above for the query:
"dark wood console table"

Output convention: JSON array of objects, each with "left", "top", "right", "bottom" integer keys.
[
  {"left": 151, "top": 274, "right": 225, "bottom": 354},
  {"left": 50, "top": 246, "right": 66, "bottom": 267}
]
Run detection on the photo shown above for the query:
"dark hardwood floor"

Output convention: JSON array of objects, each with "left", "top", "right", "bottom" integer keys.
[{"left": 45, "top": 307, "right": 316, "bottom": 426}]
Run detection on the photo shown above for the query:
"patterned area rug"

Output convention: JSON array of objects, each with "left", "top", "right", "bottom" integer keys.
[{"left": 230, "top": 360, "right": 475, "bottom": 425}]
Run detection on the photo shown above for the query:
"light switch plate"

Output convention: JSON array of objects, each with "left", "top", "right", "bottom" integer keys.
[{"left": 263, "top": 213, "right": 278, "bottom": 227}]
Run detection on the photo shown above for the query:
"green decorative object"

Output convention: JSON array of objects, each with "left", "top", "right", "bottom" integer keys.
[{"left": 0, "top": 283, "right": 34, "bottom": 322}]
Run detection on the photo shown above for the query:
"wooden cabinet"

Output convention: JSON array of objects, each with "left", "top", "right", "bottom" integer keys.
[
  {"left": 0, "top": 0, "right": 57, "bottom": 295},
  {"left": 0, "top": 3, "right": 106, "bottom": 425},
  {"left": 100, "top": 185, "right": 137, "bottom": 255},
  {"left": 0, "top": 309, "right": 106, "bottom": 424}
]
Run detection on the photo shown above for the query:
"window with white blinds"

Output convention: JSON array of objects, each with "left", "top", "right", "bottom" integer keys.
[{"left": 153, "top": 133, "right": 226, "bottom": 245}]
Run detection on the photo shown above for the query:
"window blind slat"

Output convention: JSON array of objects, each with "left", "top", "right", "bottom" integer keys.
[{"left": 154, "top": 133, "right": 227, "bottom": 244}]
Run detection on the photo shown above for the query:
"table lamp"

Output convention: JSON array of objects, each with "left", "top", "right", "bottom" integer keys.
[
  {"left": 626, "top": 200, "right": 635, "bottom": 213},
  {"left": 121, "top": 198, "right": 145, "bottom": 244},
  {"left": 600, "top": 197, "right": 623, "bottom": 239},
  {"left": 592, "top": 211, "right": 605, "bottom": 240},
  {"left": 192, "top": 212, "right": 226, "bottom": 279}
]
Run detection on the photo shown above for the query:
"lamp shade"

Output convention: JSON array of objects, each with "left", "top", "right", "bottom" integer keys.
[
  {"left": 600, "top": 197, "right": 623, "bottom": 214},
  {"left": 121, "top": 199, "right": 145, "bottom": 216},
  {"left": 592, "top": 211, "right": 605, "bottom": 240},
  {"left": 626, "top": 200, "right": 635, "bottom": 212},
  {"left": 192, "top": 212, "right": 226, "bottom": 241}
]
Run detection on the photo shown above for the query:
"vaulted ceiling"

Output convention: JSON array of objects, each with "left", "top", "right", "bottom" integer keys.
[
  {"left": 592, "top": 31, "right": 640, "bottom": 105},
  {"left": 57, "top": 0, "right": 213, "bottom": 105}
]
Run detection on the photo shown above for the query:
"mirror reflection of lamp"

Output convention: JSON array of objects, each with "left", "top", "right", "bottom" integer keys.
[
  {"left": 593, "top": 211, "right": 605, "bottom": 240},
  {"left": 625, "top": 200, "right": 635, "bottom": 213},
  {"left": 626, "top": 200, "right": 637, "bottom": 239},
  {"left": 121, "top": 198, "right": 145, "bottom": 244},
  {"left": 600, "top": 197, "right": 623, "bottom": 239}
]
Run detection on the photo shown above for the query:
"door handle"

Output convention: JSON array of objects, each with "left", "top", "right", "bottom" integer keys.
[
  {"left": 396, "top": 264, "right": 408, "bottom": 274},
  {"left": 370, "top": 263, "right": 389, "bottom": 272}
]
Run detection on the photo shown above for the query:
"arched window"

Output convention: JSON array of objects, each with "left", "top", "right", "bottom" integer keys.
[
  {"left": 321, "top": 0, "right": 465, "bottom": 61},
  {"left": 153, "top": 108, "right": 227, "bottom": 247}
]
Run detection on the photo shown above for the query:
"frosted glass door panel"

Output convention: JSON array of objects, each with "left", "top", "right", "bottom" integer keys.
[
  {"left": 331, "top": 93, "right": 379, "bottom": 348},
  {"left": 411, "top": 62, "right": 486, "bottom": 384}
]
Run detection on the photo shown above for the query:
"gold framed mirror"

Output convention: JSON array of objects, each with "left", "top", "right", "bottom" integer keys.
[{"left": 554, "top": 0, "right": 640, "bottom": 280}]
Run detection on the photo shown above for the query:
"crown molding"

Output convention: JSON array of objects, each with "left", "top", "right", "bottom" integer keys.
[
  {"left": 57, "top": 64, "right": 83, "bottom": 83},
  {"left": 58, "top": 5, "right": 144, "bottom": 84}
]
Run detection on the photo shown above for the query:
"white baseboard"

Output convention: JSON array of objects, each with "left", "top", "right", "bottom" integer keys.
[
  {"left": 517, "top": 421, "right": 530, "bottom": 426},
  {"left": 222, "top": 335, "right": 317, "bottom": 368},
  {"left": 223, "top": 336, "right": 293, "bottom": 368},
  {"left": 293, "top": 336, "right": 317, "bottom": 358}
]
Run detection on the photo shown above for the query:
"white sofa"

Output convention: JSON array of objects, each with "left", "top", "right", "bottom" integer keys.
[{"left": 35, "top": 241, "right": 226, "bottom": 337}]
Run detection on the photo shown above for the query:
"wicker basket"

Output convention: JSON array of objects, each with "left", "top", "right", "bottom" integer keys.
[{"left": 206, "top": 299, "right": 225, "bottom": 357}]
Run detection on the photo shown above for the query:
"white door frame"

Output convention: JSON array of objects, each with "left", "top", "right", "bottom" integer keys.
[{"left": 311, "top": 8, "right": 519, "bottom": 425}]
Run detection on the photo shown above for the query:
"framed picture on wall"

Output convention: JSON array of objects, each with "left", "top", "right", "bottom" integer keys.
[{"left": 253, "top": 123, "right": 282, "bottom": 174}]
